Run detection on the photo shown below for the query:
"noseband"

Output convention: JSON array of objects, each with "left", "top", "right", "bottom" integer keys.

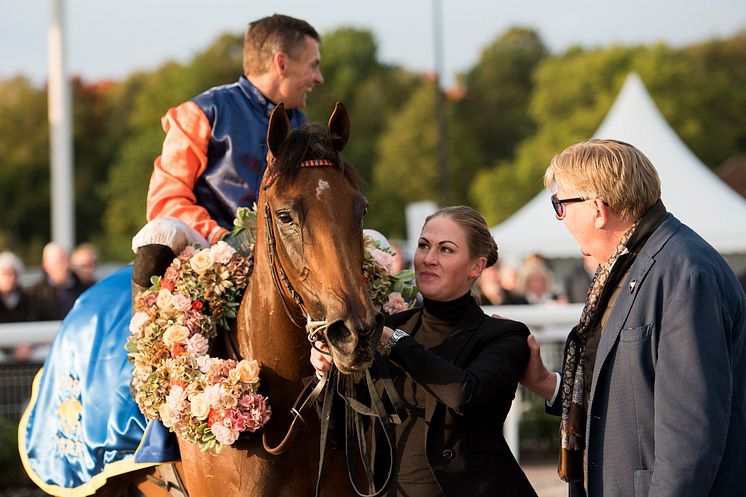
[{"left": 263, "top": 159, "right": 337, "bottom": 349}]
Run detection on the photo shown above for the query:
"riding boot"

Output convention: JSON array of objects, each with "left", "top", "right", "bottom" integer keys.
[{"left": 132, "top": 243, "right": 176, "bottom": 304}]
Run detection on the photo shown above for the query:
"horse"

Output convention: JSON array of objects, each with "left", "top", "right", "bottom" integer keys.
[
  {"left": 167, "top": 102, "right": 382, "bottom": 497},
  {"left": 19, "top": 102, "right": 382, "bottom": 497}
]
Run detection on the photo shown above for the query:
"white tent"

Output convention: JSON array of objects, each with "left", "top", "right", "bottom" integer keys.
[{"left": 491, "top": 72, "right": 746, "bottom": 260}]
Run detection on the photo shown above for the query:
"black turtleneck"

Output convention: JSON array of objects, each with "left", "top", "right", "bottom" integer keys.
[{"left": 392, "top": 291, "right": 474, "bottom": 496}]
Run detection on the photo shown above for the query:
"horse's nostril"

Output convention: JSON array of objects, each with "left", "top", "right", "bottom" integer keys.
[{"left": 326, "top": 321, "right": 351, "bottom": 342}]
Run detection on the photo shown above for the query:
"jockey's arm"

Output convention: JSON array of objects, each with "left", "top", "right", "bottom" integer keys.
[{"left": 146, "top": 101, "right": 229, "bottom": 245}]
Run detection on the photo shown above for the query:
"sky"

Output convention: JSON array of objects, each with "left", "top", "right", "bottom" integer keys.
[{"left": 1, "top": 0, "right": 745, "bottom": 89}]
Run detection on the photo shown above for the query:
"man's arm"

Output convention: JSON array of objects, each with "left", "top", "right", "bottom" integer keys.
[
  {"left": 649, "top": 269, "right": 731, "bottom": 497},
  {"left": 146, "top": 101, "right": 228, "bottom": 244}
]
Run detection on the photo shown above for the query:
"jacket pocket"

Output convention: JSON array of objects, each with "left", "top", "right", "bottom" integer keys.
[
  {"left": 634, "top": 469, "right": 653, "bottom": 497},
  {"left": 620, "top": 323, "right": 653, "bottom": 342}
]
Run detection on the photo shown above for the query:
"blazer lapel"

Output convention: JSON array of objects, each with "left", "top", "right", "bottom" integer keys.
[{"left": 587, "top": 215, "right": 679, "bottom": 408}]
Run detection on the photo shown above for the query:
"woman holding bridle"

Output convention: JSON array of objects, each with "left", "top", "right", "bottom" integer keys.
[{"left": 311, "top": 205, "right": 538, "bottom": 497}]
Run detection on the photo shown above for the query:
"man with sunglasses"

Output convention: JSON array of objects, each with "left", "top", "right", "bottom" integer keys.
[{"left": 520, "top": 139, "right": 745, "bottom": 497}]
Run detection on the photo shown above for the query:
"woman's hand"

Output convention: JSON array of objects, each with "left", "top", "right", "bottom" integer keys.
[
  {"left": 377, "top": 326, "right": 393, "bottom": 353},
  {"left": 310, "top": 341, "right": 333, "bottom": 378}
]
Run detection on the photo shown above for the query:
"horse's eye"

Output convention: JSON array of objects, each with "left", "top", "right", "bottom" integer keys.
[
  {"left": 276, "top": 211, "right": 293, "bottom": 224},
  {"left": 363, "top": 206, "right": 368, "bottom": 217}
]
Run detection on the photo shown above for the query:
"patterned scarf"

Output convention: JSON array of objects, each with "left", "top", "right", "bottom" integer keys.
[
  {"left": 557, "top": 224, "right": 636, "bottom": 482},
  {"left": 558, "top": 199, "right": 668, "bottom": 483}
]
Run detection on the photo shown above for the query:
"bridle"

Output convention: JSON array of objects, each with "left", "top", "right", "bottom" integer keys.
[
  {"left": 259, "top": 156, "right": 400, "bottom": 497},
  {"left": 262, "top": 158, "right": 338, "bottom": 349}
]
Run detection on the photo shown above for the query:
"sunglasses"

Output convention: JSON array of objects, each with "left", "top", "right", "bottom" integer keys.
[{"left": 551, "top": 194, "right": 589, "bottom": 219}]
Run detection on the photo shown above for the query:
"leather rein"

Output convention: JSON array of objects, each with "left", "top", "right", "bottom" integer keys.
[{"left": 255, "top": 158, "right": 402, "bottom": 497}]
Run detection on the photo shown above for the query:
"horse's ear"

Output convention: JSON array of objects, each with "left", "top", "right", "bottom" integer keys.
[
  {"left": 327, "top": 102, "right": 350, "bottom": 152},
  {"left": 267, "top": 103, "right": 291, "bottom": 159}
]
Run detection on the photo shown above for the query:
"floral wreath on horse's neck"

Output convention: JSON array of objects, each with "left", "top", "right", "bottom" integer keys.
[{"left": 127, "top": 206, "right": 417, "bottom": 452}]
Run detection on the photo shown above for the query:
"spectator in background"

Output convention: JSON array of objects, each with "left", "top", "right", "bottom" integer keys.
[
  {"left": 477, "top": 264, "right": 528, "bottom": 305},
  {"left": 563, "top": 254, "right": 598, "bottom": 303},
  {"left": 517, "top": 259, "right": 567, "bottom": 304},
  {"left": 70, "top": 243, "right": 99, "bottom": 286},
  {"left": 0, "top": 251, "right": 37, "bottom": 360},
  {"left": 29, "top": 243, "right": 92, "bottom": 320},
  {"left": 0, "top": 251, "right": 37, "bottom": 322}
]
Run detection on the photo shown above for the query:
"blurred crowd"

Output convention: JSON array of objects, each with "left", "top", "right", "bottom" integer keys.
[{"left": 0, "top": 242, "right": 99, "bottom": 360}]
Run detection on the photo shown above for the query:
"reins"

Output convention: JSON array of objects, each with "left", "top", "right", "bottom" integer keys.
[{"left": 258, "top": 156, "right": 402, "bottom": 497}]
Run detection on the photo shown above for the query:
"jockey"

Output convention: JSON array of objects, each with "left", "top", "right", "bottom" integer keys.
[{"left": 131, "top": 14, "right": 324, "bottom": 296}]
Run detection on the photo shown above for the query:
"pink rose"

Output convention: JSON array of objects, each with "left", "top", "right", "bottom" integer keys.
[
  {"left": 209, "top": 241, "right": 236, "bottom": 264},
  {"left": 204, "top": 383, "right": 222, "bottom": 407},
  {"left": 170, "top": 294, "right": 192, "bottom": 312},
  {"left": 166, "top": 385, "right": 187, "bottom": 413},
  {"left": 383, "top": 292, "right": 408, "bottom": 315},
  {"left": 186, "top": 333, "right": 209, "bottom": 356},
  {"left": 211, "top": 422, "right": 239, "bottom": 446},
  {"left": 180, "top": 246, "right": 197, "bottom": 258},
  {"left": 370, "top": 248, "right": 394, "bottom": 273},
  {"left": 129, "top": 312, "right": 149, "bottom": 335}
]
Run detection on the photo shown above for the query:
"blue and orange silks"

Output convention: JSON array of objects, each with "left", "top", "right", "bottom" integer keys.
[{"left": 146, "top": 76, "right": 307, "bottom": 244}]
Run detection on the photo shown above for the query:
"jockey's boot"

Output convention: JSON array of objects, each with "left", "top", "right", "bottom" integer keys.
[{"left": 131, "top": 243, "right": 176, "bottom": 304}]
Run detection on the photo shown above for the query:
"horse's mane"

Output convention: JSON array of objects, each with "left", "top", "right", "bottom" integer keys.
[{"left": 272, "top": 122, "right": 363, "bottom": 191}]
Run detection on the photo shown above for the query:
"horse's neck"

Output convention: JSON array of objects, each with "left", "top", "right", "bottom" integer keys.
[{"left": 239, "top": 263, "right": 311, "bottom": 383}]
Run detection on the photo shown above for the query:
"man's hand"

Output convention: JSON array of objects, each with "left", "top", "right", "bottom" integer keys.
[{"left": 519, "top": 335, "right": 557, "bottom": 402}]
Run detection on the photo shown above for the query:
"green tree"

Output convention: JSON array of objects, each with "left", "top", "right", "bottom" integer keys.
[
  {"left": 367, "top": 80, "right": 484, "bottom": 237},
  {"left": 0, "top": 77, "right": 50, "bottom": 262},
  {"left": 456, "top": 27, "right": 548, "bottom": 164},
  {"left": 306, "top": 28, "right": 420, "bottom": 186},
  {"left": 471, "top": 34, "right": 746, "bottom": 225}
]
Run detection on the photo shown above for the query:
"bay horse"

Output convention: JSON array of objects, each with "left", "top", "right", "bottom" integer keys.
[{"left": 168, "top": 102, "right": 381, "bottom": 496}]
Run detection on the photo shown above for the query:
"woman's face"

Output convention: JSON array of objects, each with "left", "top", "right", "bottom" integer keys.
[{"left": 414, "top": 215, "right": 485, "bottom": 302}]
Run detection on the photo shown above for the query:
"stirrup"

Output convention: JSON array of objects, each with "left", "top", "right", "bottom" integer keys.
[{"left": 146, "top": 463, "right": 189, "bottom": 497}]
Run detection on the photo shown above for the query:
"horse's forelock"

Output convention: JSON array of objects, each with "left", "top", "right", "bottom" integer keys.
[{"left": 272, "top": 123, "right": 361, "bottom": 191}]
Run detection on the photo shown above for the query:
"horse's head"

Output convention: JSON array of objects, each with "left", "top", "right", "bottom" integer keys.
[{"left": 257, "top": 102, "right": 382, "bottom": 374}]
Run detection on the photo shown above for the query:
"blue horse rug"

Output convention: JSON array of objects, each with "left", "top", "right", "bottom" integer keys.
[{"left": 19, "top": 266, "right": 177, "bottom": 496}]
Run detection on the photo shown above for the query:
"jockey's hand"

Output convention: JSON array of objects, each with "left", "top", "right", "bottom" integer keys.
[
  {"left": 310, "top": 341, "right": 333, "bottom": 379},
  {"left": 377, "top": 326, "right": 393, "bottom": 352}
]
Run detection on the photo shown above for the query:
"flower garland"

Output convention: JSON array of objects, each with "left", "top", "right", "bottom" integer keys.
[
  {"left": 126, "top": 241, "right": 262, "bottom": 452},
  {"left": 363, "top": 235, "right": 417, "bottom": 314},
  {"left": 128, "top": 210, "right": 417, "bottom": 452}
]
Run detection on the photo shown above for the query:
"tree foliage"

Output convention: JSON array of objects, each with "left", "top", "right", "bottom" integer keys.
[
  {"left": 456, "top": 27, "right": 548, "bottom": 163},
  {"left": 366, "top": 80, "right": 484, "bottom": 238},
  {"left": 1, "top": 27, "right": 745, "bottom": 262}
]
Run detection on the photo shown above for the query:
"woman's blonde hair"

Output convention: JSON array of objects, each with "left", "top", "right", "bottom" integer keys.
[{"left": 544, "top": 139, "right": 660, "bottom": 222}]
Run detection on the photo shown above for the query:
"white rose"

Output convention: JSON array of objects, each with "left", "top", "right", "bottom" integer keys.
[
  {"left": 156, "top": 289, "right": 173, "bottom": 309},
  {"left": 163, "top": 324, "right": 189, "bottom": 347},
  {"left": 190, "top": 249, "right": 214, "bottom": 275},
  {"left": 190, "top": 393, "right": 210, "bottom": 420},
  {"left": 236, "top": 359, "right": 261, "bottom": 384}
]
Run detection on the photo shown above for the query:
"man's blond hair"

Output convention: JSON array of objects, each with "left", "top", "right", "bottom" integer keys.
[
  {"left": 243, "top": 14, "right": 320, "bottom": 77},
  {"left": 544, "top": 139, "right": 661, "bottom": 222}
]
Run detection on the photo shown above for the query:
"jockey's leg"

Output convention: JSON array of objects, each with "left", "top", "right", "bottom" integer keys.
[{"left": 132, "top": 244, "right": 175, "bottom": 297}]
